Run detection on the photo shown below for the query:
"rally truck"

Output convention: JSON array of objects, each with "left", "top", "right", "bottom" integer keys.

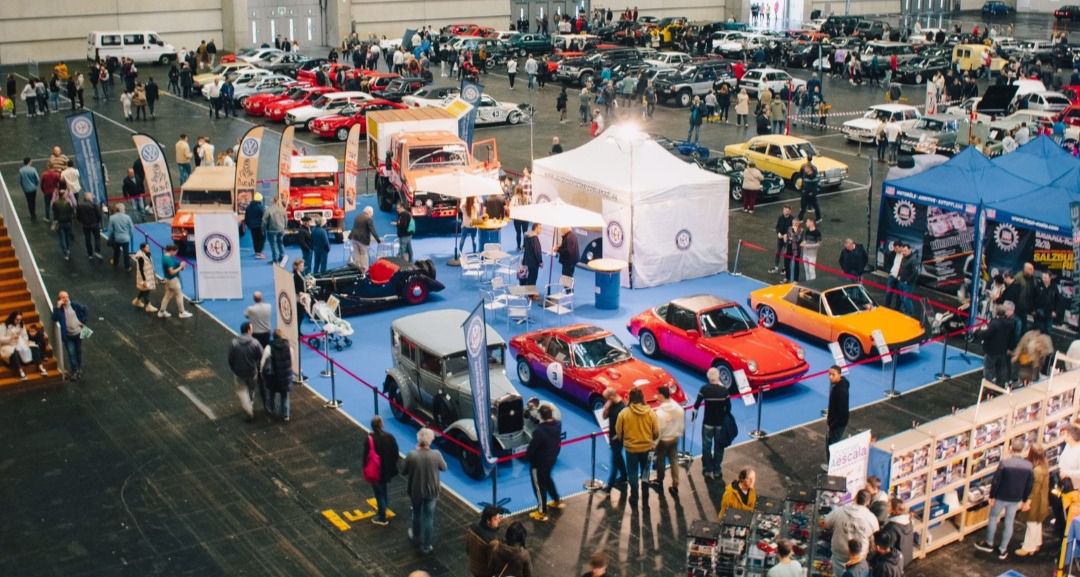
[
  {"left": 282, "top": 155, "right": 345, "bottom": 242},
  {"left": 366, "top": 106, "right": 499, "bottom": 230},
  {"left": 171, "top": 166, "right": 237, "bottom": 254}
]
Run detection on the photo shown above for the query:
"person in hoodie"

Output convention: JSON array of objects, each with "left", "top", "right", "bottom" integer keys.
[
  {"left": 653, "top": 386, "right": 685, "bottom": 497},
  {"left": 880, "top": 499, "right": 914, "bottom": 568},
  {"left": 526, "top": 404, "right": 562, "bottom": 522},
  {"left": 865, "top": 476, "right": 890, "bottom": 525},
  {"left": 464, "top": 505, "right": 501, "bottom": 577},
  {"left": 719, "top": 467, "right": 757, "bottom": 518},
  {"left": 840, "top": 539, "right": 870, "bottom": 577},
  {"left": 615, "top": 388, "right": 659, "bottom": 508},
  {"left": 823, "top": 489, "right": 880, "bottom": 572},
  {"left": 869, "top": 531, "right": 903, "bottom": 577}
]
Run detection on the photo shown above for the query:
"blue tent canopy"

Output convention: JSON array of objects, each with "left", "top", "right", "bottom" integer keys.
[
  {"left": 986, "top": 169, "right": 1080, "bottom": 234},
  {"left": 883, "top": 147, "right": 1042, "bottom": 211},
  {"left": 993, "top": 134, "right": 1080, "bottom": 185}
]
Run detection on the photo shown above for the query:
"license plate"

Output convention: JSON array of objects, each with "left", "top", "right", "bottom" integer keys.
[{"left": 411, "top": 206, "right": 428, "bottom": 217}]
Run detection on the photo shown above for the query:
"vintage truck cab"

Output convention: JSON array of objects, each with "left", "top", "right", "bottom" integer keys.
[
  {"left": 283, "top": 155, "right": 344, "bottom": 241},
  {"left": 170, "top": 166, "right": 236, "bottom": 252}
]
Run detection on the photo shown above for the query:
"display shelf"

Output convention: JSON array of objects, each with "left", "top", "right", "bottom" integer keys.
[
  {"left": 955, "top": 403, "right": 1009, "bottom": 452},
  {"left": 921, "top": 415, "right": 974, "bottom": 462},
  {"left": 688, "top": 520, "right": 721, "bottom": 577},
  {"left": 717, "top": 510, "right": 752, "bottom": 577},
  {"left": 875, "top": 428, "right": 933, "bottom": 485},
  {"left": 781, "top": 489, "right": 814, "bottom": 572},
  {"left": 893, "top": 472, "right": 929, "bottom": 504},
  {"left": 745, "top": 495, "right": 783, "bottom": 577},
  {"left": 925, "top": 516, "right": 963, "bottom": 550},
  {"left": 1008, "top": 386, "right": 1046, "bottom": 429},
  {"left": 968, "top": 441, "right": 1005, "bottom": 478},
  {"left": 930, "top": 457, "right": 968, "bottom": 494},
  {"left": 1045, "top": 376, "right": 1078, "bottom": 419}
]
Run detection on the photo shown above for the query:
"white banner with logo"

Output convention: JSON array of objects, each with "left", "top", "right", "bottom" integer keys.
[
  {"left": 234, "top": 126, "right": 264, "bottom": 215},
  {"left": 278, "top": 125, "right": 296, "bottom": 208},
  {"left": 630, "top": 189, "right": 728, "bottom": 289},
  {"left": 601, "top": 199, "right": 632, "bottom": 287},
  {"left": 193, "top": 213, "right": 243, "bottom": 300},
  {"left": 828, "top": 429, "right": 873, "bottom": 503},
  {"left": 131, "top": 133, "right": 175, "bottom": 220},
  {"left": 273, "top": 264, "right": 299, "bottom": 370}
]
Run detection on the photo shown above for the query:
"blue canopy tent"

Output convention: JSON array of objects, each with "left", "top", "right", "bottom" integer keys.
[
  {"left": 878, "top": 147, "right": 1044, "bottom": 323},
  {"left": 993, "top": 134, "right": 1080, "bottom": 185}
]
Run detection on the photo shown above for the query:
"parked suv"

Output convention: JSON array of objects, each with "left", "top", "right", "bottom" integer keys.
[
  {"left": 739, "top": 68, "right": 806, "bottom": 98},
  {"left": 383, "top": 309, "right": 531, "bottom": 479},
  {"left": 821, "top": 15, "right": 862, "bottom": 37},
  {"left": 853, "top": 20, "right": 886, "bottom": 41},
  {"left": 654, "top": 61, "right": 735, "bottom": 107},
  {"left": 556, "top": 49, "right": 642, "bottom": 86}
]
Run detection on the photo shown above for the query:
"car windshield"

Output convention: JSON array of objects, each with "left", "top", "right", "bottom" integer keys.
[
  {"left": 700, "top": 305, "right": 755, "bottom": 337},
  {"left": 915, "top": 118, "right": 945, "bottom": 130},
  {"left": 408, "top": 145, "right": 469, "bottom": 170},
  {"left": 311, "top": 96, "right": 331, "bottom": 108},
  {"left": 783, "top": 143, "right": 817, "bottom": 159},
  {"left": 571, "top": 335, "right": 631, "bottom": 368},
  {"left": 824, "top": 285, "right": 875, "bottom": 316},
  {"left": 181, "top": 189, "right": 232, "bottom": 206},
  {"left": 444, "top": 345, "right": 506, "bottom": 376},
  {"left": 290, "top": 175, "right": 335, "bottom": 187}
]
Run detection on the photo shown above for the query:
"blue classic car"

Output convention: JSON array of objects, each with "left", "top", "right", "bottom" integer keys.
[{"left": 982, "top": 0, "right": 1013, "bottom": 15}]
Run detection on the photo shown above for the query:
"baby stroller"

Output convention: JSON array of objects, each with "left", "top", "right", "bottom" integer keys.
[{"left": 309, "top": 296, "right": 354, "bottom": 351}]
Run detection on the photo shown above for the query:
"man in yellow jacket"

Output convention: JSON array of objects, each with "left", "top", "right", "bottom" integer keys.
[{"left": 615, "top": 388, "right": 659, "bottom": 508}]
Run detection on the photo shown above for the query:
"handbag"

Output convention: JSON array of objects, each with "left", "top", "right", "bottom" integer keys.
[
  {"left": 78, "top": 325, "right": 93, "bottom": 340},
  {"left": 363, "top": 434, "right": 382, "bottom": 484},
  {"left": 517, "top": 265, "right": 528, "bottom": 280}
]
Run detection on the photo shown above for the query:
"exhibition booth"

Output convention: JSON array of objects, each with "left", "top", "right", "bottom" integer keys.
[{"left": 531, "top": 130, "right": 730, "bottom": 288}]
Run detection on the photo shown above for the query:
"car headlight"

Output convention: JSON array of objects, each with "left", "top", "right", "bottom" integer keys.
[
  {"left": 796, "top": 347, "right": 805, "bottom": 360},
  {"left": 747, "top": 360, "right": 758, "bottom": 373},
  {"left": 426, "top": 199, "right": 433, "bottom": 208}
]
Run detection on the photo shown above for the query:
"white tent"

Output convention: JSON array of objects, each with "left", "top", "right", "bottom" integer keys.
[{"left": 531, "top": 130, "right": 729, "bottom": 288}]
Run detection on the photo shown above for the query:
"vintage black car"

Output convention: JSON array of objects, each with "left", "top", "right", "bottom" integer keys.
[
  {"left": 696, "top": 154, "right": 784, "bottom": 201},
  {"left": 307, "top": 257, "right": 444, "bottom": 315},
  {"left": 895, "top": 55, "right": 951, "bottom": 84}
]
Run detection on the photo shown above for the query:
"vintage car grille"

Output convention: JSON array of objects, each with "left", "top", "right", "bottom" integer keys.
[
  {"left": 295, "top": 209, "right": 332, "bottom": 221},
  {"left": 825, "top": 168, "right": 845, "bottom": 181},
  {"left": 494, "top": 395, "right": 524, "bottom": 436}
]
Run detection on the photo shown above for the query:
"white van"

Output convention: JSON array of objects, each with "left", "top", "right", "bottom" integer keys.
[{"left": 86, "top": 31, "right": 176, "bottom": 65}]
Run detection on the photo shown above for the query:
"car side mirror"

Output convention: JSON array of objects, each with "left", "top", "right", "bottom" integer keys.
[{"left": 686, "top": 329, "right": 699, "bottom": 337}]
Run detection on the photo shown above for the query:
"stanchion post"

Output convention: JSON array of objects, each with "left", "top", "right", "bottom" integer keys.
[
  {"left": 885, "top": 356, "right": 900, "bottom": 399},
  {"left": 935, "top": 332, "right": 951, "bottom": 380},
  {"left": 373, "top": 388, "right": 380, "bottom": 416},
  {"left": 324, "top": 344, "right": 342, "bottom": 409},
  {"left": 189, "top": 261, "right": 202, "bottom": 304},
  {"left": 678, "top": 410, "right": 695, "bottom": 465},
  {"left": 320, "top": 334, "right": 333, "bottom": 377},
  {"left": 749, "top": 388, "right": 767, "bottom": 439},
  {"left": 491, "top": 461, "right": 498, "bottom": 506},
  {"left": 583, "top": 433, "right": 605, "bottom": 491},
  {"left": 295, "top": 335, "right": 309, "bottom": 386},
  {"left": 731, "top": 240, "right": 743, "bottom": 277}
]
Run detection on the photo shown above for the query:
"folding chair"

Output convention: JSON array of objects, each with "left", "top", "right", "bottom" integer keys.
[
  {"left": 482, "top": 276, "right": 511, "bottom": 317},
  {"left": 543, "top": 275, "right": 575, "bottom": 317},
  {"left": 506, "top": 294, "right": 533, "bottom": 331}
]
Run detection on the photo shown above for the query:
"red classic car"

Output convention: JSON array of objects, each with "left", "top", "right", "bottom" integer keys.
[
  {"left": 264, "top": 86, "right": 336, "bottom": 122},
  {"left": 627, "top": 295, "right": 809, "bottom": 391},
  {"left": 296, "top": 62, "right": 354, "bottom": 87},
  {"left": 309, "top": 99, "right": 409, "bottom": 140},
  {"left": 243, "top": 83, "right": 309, "bottom": 116},
  {"left": 509, "top": 324, "right": 685, "bottom": 413}
]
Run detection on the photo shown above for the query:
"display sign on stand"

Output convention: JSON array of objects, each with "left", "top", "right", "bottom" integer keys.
[
  {"left": 827, "top": 429, "right": 873, "bottom": 503},
  {"left": 734, "top": 369, "right": 754, "bottom": 407},
  {"left": 872, "top": 330, "right": 891, "bottom": 363},
  {"left": 273, "top": 263, "right": 299, "bottom": 372},
  {"left": 828, "top": 342, "right": 849, "bottom": 375},
  {"left": 193, "top": 213, "right": 243, "bottom": 300}
]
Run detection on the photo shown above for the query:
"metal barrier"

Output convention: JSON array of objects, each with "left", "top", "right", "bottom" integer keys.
[{"left": 0, "top": 173, "right": 62, "bottom": 373}]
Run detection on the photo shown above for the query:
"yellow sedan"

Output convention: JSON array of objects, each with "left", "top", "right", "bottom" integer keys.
[{"left": 723, "top": 135, "right": 849, "bottom": 189}]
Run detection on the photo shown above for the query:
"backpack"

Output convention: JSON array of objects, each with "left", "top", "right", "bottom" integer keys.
[
  {"left": 363, "top": 434, "right": 382, "bottom": 483},
  {"left": 407, "top": 215, "right": 416, "bottom": 235}
]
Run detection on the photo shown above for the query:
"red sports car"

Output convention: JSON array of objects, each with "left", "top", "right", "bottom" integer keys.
[
  {"left": 297, "top": 62, "right": 353, "bottom": 87},
  {"left": 309, "top": 99, "right": 409, "bottom": 141},
  {"left": 627, "top": 295, "right": 809, "bottom": 391},
  {"left": 264, "top": 86, "right": 336, "bottom": 122},
  {"left": 509, "top": 324, "right": 685, "bottom": 413},
  {"left": 243, "top": 83, "right": 309, "bottom": 116}
]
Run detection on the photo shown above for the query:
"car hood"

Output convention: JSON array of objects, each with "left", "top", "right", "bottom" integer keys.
[
  {"left": 700, "top": 328, "right": 805, "bottom": 374},
  {"left": 582, "top": 358, "right": 672, "bottom": 390},
  {"left": 447, "top": 368, "right": 520, "bottom": 399},
  {"left": 835, "top": 307, "right": 925, "bottom": 346},
  {"left": 843, "top": 117, "right": 881, "bottom": 130},
  {"left": 811, "top": 157, "right": 848, "bottom": 172}
]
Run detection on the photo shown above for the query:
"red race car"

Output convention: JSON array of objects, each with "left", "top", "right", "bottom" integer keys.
[
  {"left": 509, "top": 324, "right": 686, "bottom": 413},
  {"left": 263, "top": 86, "right": 336, "bottom": 122},
  {"left": 627, "top": 295, "right": 809, "bottom": 391},
  {"left": 309, "top": 99, "right": 409, "bottom": 141},
  {"left": 296, "top": 62, "right": 353, "bottom": 87},
  {"left": 243, "top": 83, "right": 309, "bottom": 116}
]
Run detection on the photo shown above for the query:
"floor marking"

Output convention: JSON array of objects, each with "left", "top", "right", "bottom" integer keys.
[
  {"left": 143, "top": 359, "right": 164, "bottom": 378},
  {"left": 177, "top": 385, "right": 218, "bottom": 420},
  {"left": 322, "top": 509, "right": 351, "bottom": 531}
]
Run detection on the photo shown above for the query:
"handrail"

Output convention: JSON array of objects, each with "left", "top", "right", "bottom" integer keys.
[{"left": 0, "top": 173, "right": 61, "bottom": 372}]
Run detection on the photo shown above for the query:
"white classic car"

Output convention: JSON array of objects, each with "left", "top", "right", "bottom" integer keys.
[{"left": 841, "top": 103, "right": 922, "bottom": 143}]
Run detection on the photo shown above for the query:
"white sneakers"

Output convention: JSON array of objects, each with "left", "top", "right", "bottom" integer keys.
[
  {"left": 178, "top": 312, "right": 193, "bottom": 319},
  {"left": 157, "top": 310, "right": 193, "bottom": 319},
  {"left": 157, "top": 311, "right": 172, "bottom": 318}
]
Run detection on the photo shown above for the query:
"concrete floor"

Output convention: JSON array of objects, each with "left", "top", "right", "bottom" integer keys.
[{"left": 0, "top": 9, "right": 1073, "bottom": 577}]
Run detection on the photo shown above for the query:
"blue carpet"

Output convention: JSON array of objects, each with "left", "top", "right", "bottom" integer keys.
[{"left": 134, "top": 195, "right": 980, "bottom": 513}]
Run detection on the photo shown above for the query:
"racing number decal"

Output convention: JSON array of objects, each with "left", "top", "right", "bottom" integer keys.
[{"left": 546, "top": 362, "right": 564, "bottom": 389}]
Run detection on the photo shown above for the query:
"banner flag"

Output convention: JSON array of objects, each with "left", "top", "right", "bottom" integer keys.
[
  {"left": 273, "top": 263, "right": 300, "bottom": 370},
  {"left": 278, "top": 125, "right": 296, "bottom": 208},
  {"left": 234, "top": 126, "right": 264, "bottom": 215},
  {"left": 131, "top": 133, "right": 175, "bottom": 220},
  {"left": 344, "top": 124, "right": 361, "bottom": 213},
  {"left": 66, "top": 111, "right": 107, "bottom": 204},
  {"left": 193, "top": 213, "right": 243, "bottom": 300},
  {"left": 463, "top": 302, "right": 495, "bottom": 473},
  {"left": 459, "top": 79, "right": 484, "bottom": 149}
]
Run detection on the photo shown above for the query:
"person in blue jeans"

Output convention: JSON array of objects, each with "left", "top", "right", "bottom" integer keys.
[
  {"left": 975, "top": 437, "right": 1033, "bottom": 561},
  {"left": 403, "top": 428, "right": 447, "bottom": 554},
  {"left": 601, "top": 388, "right": 628, "bottom": 492},
  {"left": 364, "top": 416, "right": 400, "bottom": 526},
  {"left": 262, "top": 199, "right": 287, "bottom": 263},
  {"left": 615, "top": 388, "right": 659, "bottom": 508},
  {"left": 311, "top": 217, "right": 331, "bottom": 274},
  {"left": 260, "top": 328, "right": 294, "bottom": 422},
  {"left": 687, "top": 96, "right": 704, "bottom": 144},
  {"left": 52, "top": 291, "right": 88, "bottom": 380},
  {"left": 694, "top": 367, "right": 735, "bottom": 482}
]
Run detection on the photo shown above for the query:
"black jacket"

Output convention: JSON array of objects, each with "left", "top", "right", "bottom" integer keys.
[
  {"left": 228, "top": 334, "right": 263, "bottom": 379},
  {"left": 606, "top": 401, "right": 625, "bottom": 441},
  {"left": 296, "top": 226, "right": 313, "bottom": 252},
  {"left": 979, "top": 316, "right": 1013, "bottom": 355},
  {"left": 694, "top": 383, "right": 732, "bottom": 428},
  {"left": 522, "top": 234, "right": 543, "bottom": 269},
  {"left": 557, "top": 231, "right": 578, "bottom": 267},
  {"left": 395, "top": 211, "right": 412, "bottom": 238},
  {"left": 265, "top": 337, "right": 293, "bottom": 391},
  {"left": 75, "top": 200, "right": 101, "bottom": 229},
  {"left": 898, "top": 253, "right": 919, "bottom": 284},
  {"left": 870, "top": 549, "right": 903, "bottom": 577},
  {"left": 839, "top": 244, "right": 868, "bottom": 277},
  {"left": 999, "top": 281, "right": 1023, "bottom": 312},
  {"left": 990, "top": 455, "right": 1034, "bottom": 502},
  {"left": 774, "top": 213, "right": 794, "bottom": 237},
  {"left": 362, "top": 429, "right": 400, "bottom": 483},
  {"left": 827, "top": 377, "right": 850, "bottom": 430},
  {"left": 526, "top": 419, "right": 562, "bottom": 470},
  {"left": 349, "top": 213, "right": 379, "bottom": 244},
  {"left": 1035, "top": 280, "right": 1060, "bottom": 320}
]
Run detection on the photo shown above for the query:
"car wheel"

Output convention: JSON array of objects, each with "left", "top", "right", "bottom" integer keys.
[
  {"left": 384, "top": 377, "right": 409, "bottom": 422},
  {"left": 840, "top": 334, "right": 864, "bottom": 362},
  {"left": 589, "top": 394, "right": 605, "bottom": 415},
  {"left": 580, "top": 72, "right": 593, "bottom": 87},
  {"left": 452, "top": 431, "right": 486, "bottom": 480},
  {"left": 730, "top": 182, "right": 743, "bottom": 201},
  {"left": 639, "top": 330, "right": 659, "bottom": 358},
  {"left": 507, "top": 110, "right": 522, "bottom": 125},
  {"left": 757, "top": 305, "right": 777, "bottom": 328},
  {"left": 678, "top": 90, "right": 692, "bottom": 107},
  {"left": 915, "top": 73, "right": 924, "bottom": 84},
  {"left": 517, "top": 358, "right": 537, "bottom": 387},
  {"left": 305, "top": 118, "right": 316, "bottom": 131},
  {"left": 402, "top": 278, "right": 429, "bottom": 305},
  {"left": 159, "top": 55, "right": 171, "bottom": 66},
  {"left": 712, "top": 361, "right": 735, "bottom": 391},
  {"left": 336, "top": 127, "right": 349, "bottom": 141}
]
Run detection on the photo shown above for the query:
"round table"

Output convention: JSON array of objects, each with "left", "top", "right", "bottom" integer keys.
[
  {"left": 586, "top": 258, "right": 628, "bottom": 310},
  {"left": 474, "top": 218, "right": 510, "bottom": 248}
]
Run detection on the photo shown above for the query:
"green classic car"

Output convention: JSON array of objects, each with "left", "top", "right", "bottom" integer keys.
[
  {"left": 508, "top": 33, "right": 554, "bottom": 56},
  {"left": 696, "top": 155, "right": 784, "bottom": 201}
]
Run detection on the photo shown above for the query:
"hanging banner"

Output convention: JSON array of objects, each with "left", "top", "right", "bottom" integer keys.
[
  {"left": 1072, "top": 202, "right": 1080, "bottom": 329},
  {"left": 273, "top": 263, "right": 299, "bottom": 371},
  {"left": 925, "top": 81, "right": 938, "bottom": 115},
  {"left": 278, "top": 125, "right": 296, "bottom": 208},
  {"left": 193, "top": 213, "right": 243, "bottom": 300},
  {"left": 66, "top": 111, "right": 107, "bottom": 205},
  {"left": 234, "top": 126, "right": 264, "bottom": 215},
  {"left": 131, "top": 133, "right": 175, "bottom": 220},
  {"left": 458, "top": 79, "right": 484, "bottom": 149},
  {"left": 982, "top": 215, "right": 1076, "bottom": 328},
  {"left": 828, "top": 429, "right": 872, "bottom": 504},
  {"left": 602, "top": 199, "right": 632, "bottom": 288},
  {"left": 344, "top": 124, "right": 361, "bottom": 213},
  {"left": 462, "top": 302, "right": 495, "bottom": 474},
  {"left": 876, "top": 185, "right": 976, "bottom": 291}
]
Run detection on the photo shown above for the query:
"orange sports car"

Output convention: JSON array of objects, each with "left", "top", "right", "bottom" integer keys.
[{"left": 748, "top": 279, "right": 925, "bottom": 362}]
